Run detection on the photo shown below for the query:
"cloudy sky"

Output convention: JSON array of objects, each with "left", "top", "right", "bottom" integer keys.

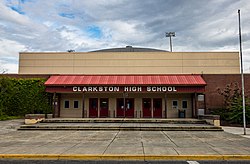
[{"left": 1, "top": 0, "right": 250, "bottom": 73}]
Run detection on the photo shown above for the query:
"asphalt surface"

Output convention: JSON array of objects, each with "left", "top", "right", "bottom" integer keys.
[
  {"left": 0, "top": 119, "right": 249, "bottom": 161},
  {"left": 0, "top": 160, "right": 250, "bottom": 164}
]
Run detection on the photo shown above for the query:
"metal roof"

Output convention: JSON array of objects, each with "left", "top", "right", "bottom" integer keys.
[
  {"left": 90, "top": 46, "right": 167, "bottom": 52},
  {"left": 45, "top": 75, "right": 206, "bottom": 86}
]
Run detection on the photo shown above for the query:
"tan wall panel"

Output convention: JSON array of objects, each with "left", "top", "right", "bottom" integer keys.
[
  {"left": 74, "top": 52, "right": 183, "bottom": 60},
  {"left": 19, "top": 51, "right": 240, "bottom": 74},
  {"left": 182, "top": 67, "right": 240, "bottom": 74},
  {"left": 183, "top": 60, "right": 239, "bottom": 67},
  {"left": 74, "top": 59, "right": 183, "bottom": 67},
  {"left": 166, "top": 94, "right": 192, "bottom": 118},
  {"left": 73, "top": 66, "right": 183, "bottom": 74},
  {"left": 109, "top": 98, "right": 116, "bottom": 117},
  {"left": 60, "top": 109, "right": 82, "bottom": 118},
  {"left": 134, "top": 98, "right": 141, "bottom": 118},
  {"left": 60, "top": 93, "right": 83, "bottom": 118},
  {"left": 19, "top": 66, "right": 74, "bottom": 74},
  {"left": 182, "top": 52, "right": 239, "bottom": 59},
  {"left": 20, "top": 53, "right": 74, "bottom": 60},
  {"left": 20, "top": 59, "right": 74, "bottom": 66}
]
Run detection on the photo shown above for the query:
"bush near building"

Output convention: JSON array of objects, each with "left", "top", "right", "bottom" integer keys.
[
  {"left": 0, "top": 76, "right": 52, "bottom": 120},
  {"left": 214, "top": 82, "right": 250, "bottom": 125}
]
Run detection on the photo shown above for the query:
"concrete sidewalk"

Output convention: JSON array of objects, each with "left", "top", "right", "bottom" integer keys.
[
  {"left": 0, "top": 119, "right": 249, "bottom": 160},
  {"left": 222, "top": 126, "right": 250, "bottom": 138}
]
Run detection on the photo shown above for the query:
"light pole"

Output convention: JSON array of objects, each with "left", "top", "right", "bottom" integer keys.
[
  {"left": 238, "top": 9, "right": 246, "bottom": 135},
  {"left": 166, "top": 32, "right": 175, "bottom": 52}
]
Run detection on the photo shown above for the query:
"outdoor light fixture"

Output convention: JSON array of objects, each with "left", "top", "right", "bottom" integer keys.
[{"left": 166, "top": 32, "right": 175, "bottom": 52}]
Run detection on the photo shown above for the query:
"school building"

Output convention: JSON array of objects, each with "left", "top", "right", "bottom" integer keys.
[{"left": 18, "top": 46, "right": 250, "bottom": 118}]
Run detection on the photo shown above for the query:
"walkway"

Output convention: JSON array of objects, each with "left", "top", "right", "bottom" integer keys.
[{"left": 0, "top": 119, "right": 249, "bottom": 160}]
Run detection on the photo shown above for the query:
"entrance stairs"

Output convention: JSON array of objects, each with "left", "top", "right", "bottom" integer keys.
[{"left": 18, "top": 118, "right": 223, "bottom": 131}]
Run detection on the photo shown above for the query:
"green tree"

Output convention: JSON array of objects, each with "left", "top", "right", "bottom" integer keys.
[{"left": 217, "top": 82, "right": 250, "bottom": 124}]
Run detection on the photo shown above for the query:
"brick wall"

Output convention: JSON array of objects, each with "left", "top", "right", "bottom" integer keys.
[{"left": 202, "top": 74, "right": 250, "bottom": 111}]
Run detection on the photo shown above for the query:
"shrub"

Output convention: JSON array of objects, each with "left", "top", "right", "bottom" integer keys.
[{"left": 0, "top": 76, "right": 52, "bottom": 117}]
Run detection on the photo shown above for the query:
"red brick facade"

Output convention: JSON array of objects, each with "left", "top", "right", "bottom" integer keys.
[{"left": 202, "top": 74, "right": 250, "bottom": 111}]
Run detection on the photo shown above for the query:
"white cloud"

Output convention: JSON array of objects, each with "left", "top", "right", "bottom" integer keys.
[
  {"left": 0, "top": 0, "right": 250, "bottom": 73},
  {"left": 0, "top": 39, "right": 27, "bottom": 56},
  {"left": 0, "top": 59, "right": 18, "bottom": 73}
]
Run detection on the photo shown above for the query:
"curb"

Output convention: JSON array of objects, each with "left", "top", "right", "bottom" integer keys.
[
  {"left": 0, "top": 154, "right": 250, "bottom": 161},
  {"left": 18, "top": 127, "right": 223, "bottom": 131}
]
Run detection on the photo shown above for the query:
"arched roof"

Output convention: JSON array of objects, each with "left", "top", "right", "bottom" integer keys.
[{"left": 90, "top": 46, "right": 167, "bottom": 52}]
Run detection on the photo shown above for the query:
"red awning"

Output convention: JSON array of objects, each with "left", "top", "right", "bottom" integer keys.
[{"left": 45, "top": 75, "right": 206, "bottom": 86}]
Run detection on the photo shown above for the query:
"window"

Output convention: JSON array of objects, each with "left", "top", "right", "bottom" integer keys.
[
  {"left": 74, "top": 100, "right": 79, "bottom": 109},
  {"left": 154, "top": 100, "right": 161, "bottom": 108},
  {"left": 126, "top": 99, "right": 134, "bottom": 109},
  {"left": 100, "top": 99, "right": 108, "bottom": 109},
  {"left": 172, "top": 100, "right": 178, "bottom": 109},
  {"left": 90, "top": 99, "right": 97, "bottom": 109},
  {"left": 64, "top": 100, "right": 70, "bottom": 108},
  {"left": 143, "top": 99, "right": 151, "bottom": 108},
  {"left": 198, "top": 95, "right": 204, "bottom": 101},
  {"left": 182, "top": 100, "right": 188, "bottom": 109},
  {"left": 117, "top": 99, "right": 124, "bottom": 109}
]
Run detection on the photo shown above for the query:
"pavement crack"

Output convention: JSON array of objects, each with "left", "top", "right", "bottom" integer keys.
[
  {"left": 162, "top": 131, "right": 178, "bottom": 147},
  {"left": 59, "top": 142, "right": 79, "bottom": 155},
  {"left": 140, "top": 132, "right": 146, "bottom": 162},
  {"left": 208, "top": 145, "right": 222, "bottom": 155},
  {"left": 161, "top": 131, "right": 179, "bottom": 155},
  {"left": 102, "top": 130, "right": 120, "bottom": 155}
]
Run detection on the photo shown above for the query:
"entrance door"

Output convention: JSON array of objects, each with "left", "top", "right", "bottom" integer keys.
[
  {"left": 100, "top": 98, "right": 108, "bottom": 117},
  {"left": 153, "top": 98, "right": 162, "bottom": 118},
  {"left": 89, "top": 98, "right": 98, "bottom": 117},
  {"left": 116, "top": 98, "right": 124, "bottom": 117},
  {"left": 143, "top": 98, "right": 151, "bottom": 118},
  {"left": 125, "top": 98, "right": 134, "bottom": 118},
  {"left": 116, "top": 98, "right": 134, "bottom": 118}
]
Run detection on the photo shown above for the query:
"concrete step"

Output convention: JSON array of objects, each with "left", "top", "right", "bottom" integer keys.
[
  {"left": 41, "top": 118, "right": 207, "bottom": 124},
  {"left": 18, "top": 123, "right": 223, "bottom": 131}
]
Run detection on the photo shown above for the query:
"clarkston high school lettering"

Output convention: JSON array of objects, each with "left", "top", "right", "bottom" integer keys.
[{"left": 72, "top": 86, "right": 177, "bottom": 92}]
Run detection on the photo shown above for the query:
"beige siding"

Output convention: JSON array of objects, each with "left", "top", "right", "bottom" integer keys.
[
  {"left": 60, "top": 94, "right": 83, "bottom": 118},
  {"left": 19, "top": 52, "right": 240, "bottom": 74},
  {"left": 59, "top": 93, "right": 192, "bottom": 118},
  {"left": 166, "top": 94, "right": 192, "bottom": 118}
]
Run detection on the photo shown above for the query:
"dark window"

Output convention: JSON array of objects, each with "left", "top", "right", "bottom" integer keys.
[
  {"left": 74, "top": 100, "right": 79, "bottom": 108},
  {"left": 90, "top": 99, "right": 97, "bottom": 109},
  {"left": 126, "top": 99, "right": 134, "bottom": 109},
  {"left": 100, "top": 99, "right": 108, "bottom": 109},
  {"left": 172, "top": 100, "right": 178, "bottom": 109},
  {"left": 143, "top": 99, "right": 151, "bottom": 108},
  {"left": 117, "top": 99, "right": 124, "bottom": 109},
  {"left": 64, "top": 100, "right": 70, "bottom": 108},
  {"left": 154, "top": 100, "right": 161, "bottom": 108},
  {"left": 182, "top": 100, "right": 188, "bottom": 109}
]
